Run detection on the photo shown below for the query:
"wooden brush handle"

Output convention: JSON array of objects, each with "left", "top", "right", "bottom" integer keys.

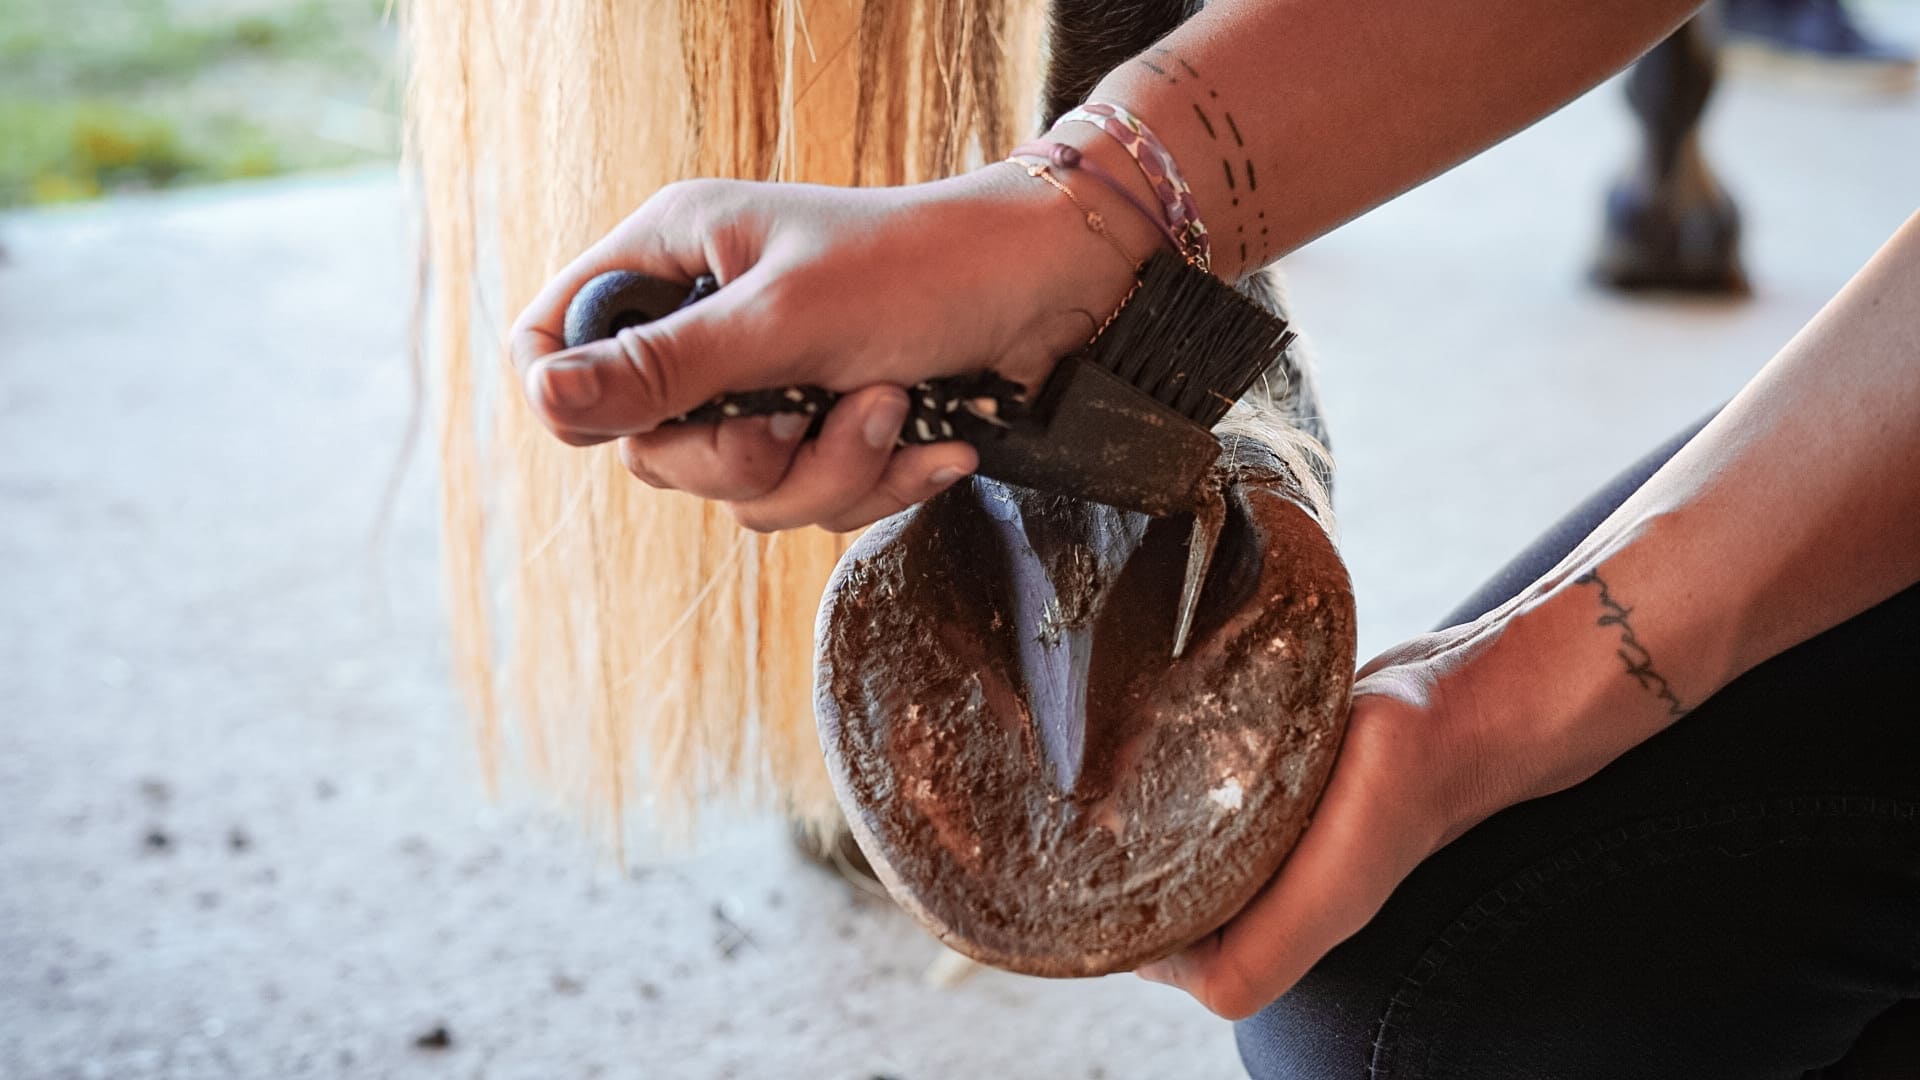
[{"left": 562, "top": 269, "right": 1031, "bottom": 445}]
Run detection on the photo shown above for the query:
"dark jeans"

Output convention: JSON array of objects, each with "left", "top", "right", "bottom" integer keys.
[{"left": 1236, "top": 417, "right": 1920, "bottom": 1079}]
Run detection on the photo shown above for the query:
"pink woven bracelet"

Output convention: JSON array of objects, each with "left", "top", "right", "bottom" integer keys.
[
  {"left": 1054, "top": 102, "right": 1211, "bottom": 271},
  {"left": 1008, "top": 139, "right": 1184, "bottom": 257}
]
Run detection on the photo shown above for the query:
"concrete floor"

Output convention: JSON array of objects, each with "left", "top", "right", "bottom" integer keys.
[{"left": 2, "top": 26, "right": 1916, "bottom": 1080}]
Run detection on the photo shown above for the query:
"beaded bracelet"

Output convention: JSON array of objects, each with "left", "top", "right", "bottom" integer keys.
[{"left": 1054, "top": 103, "right": 1211, "bottom": 272}]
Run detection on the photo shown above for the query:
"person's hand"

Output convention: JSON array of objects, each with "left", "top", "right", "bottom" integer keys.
[
  {"left": 1135, "top": 572, "right": 1678, "bottom": 1020},
  {"left": 1134, "top": 211, "right": 1920, "bottom": 1021},
  {"left": 509, "top": 165, "right": 1145, "bottom": 533},
  {"left": 1131, "top": 620, "right": 1508, "bottom": 1020}
]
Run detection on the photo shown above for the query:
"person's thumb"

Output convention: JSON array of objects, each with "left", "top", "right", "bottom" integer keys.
[{"left": 522, "top": 265, "right": 790, "bottom": 439}]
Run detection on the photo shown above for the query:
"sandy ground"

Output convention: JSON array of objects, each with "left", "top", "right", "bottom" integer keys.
[{"left": 2, "top": 23, "right": 1916, "bottom": 1080}]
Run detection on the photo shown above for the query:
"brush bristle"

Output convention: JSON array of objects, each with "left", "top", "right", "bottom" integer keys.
[{"left": 1090, "top": 249, "right": 1296, "bottom": 428}]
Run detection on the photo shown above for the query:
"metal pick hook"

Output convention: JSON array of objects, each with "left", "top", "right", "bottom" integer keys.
[{"left": 1171, "top": 481, "right": 1227, "bottom": 660}]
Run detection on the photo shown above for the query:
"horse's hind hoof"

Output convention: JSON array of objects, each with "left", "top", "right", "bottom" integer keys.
[{"left": 814, "top": 445, "right": 1356, "bottom": 977}]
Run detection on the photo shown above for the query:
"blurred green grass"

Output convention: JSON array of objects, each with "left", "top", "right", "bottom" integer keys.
[{"left": 0, "top": 0, "right": 397, "bottom": 207}]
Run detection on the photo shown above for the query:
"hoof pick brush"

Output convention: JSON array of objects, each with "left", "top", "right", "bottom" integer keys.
[{"left": 561, "top": 248, "right": 1299, "bottom": 658}]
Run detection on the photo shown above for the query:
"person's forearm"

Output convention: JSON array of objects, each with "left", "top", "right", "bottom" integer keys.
[
  {"left": 1469, "top": 213, "right": 1920, "bottom": 803},
  {"left": 1134, "top": 216, "right": 1916, "bottom": 1016},
  {"left": 1043, "top": 0, "right": 1702, "bottom": 280}
]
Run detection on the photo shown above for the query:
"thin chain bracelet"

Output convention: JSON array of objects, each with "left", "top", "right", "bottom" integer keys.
[
  {"left": 1010, "top": 139, "right": 1185, "bottom": 256},
  {"left": 1004, "top": 155, "right": 1144, "bottom": 272}
]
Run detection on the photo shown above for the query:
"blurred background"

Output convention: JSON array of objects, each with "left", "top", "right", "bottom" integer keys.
[
  {"left": 0, "top": 0, "right": 396, "bottom": 207},
  {"left": 1, "top": 2, "right": 1915, "bottom": 1078}
]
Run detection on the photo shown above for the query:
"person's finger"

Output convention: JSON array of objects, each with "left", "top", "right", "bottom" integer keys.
[
  {"left": 511, "top": 182, "right": 829, "bottom": 442},
  {"left": 1139, "top": 703, "right": 1445, "bottom": 1020},
  {"left": 617, "top": 413, "right": 809, "bottom": 501},
  {"left": 508, "top": 179, "right": 749, "bottom": 385},
  {"left": 1134, "top": 934, "right": 1219, "bottom": 990},
  {"left": 726, "top": 385, "right": 911, "bottom": 533},
  {"left": 616, "top": 438, "right": 667, "bottom": 488},
  {"left": 522, "top": 262, "right": 819, "bottom": 440},
  {"left": 816, "top": 441, "right": 978, "bottom": 533}
]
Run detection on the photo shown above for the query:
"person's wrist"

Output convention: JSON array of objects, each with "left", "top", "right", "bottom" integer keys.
[
  {"left": 1350, "top": 585, "right": 1626, "bottom": 847},
  {"left": 1020, "top": 121, "right": 1175, "bottom": 266},
  {"left": 907, "top": 145, "right": 1170, "bottom": 390},
  {"left": 1451, "top": 593, "right": 1618, "bottom": 811},
  {"left": 1449, "top": 525, "right": 1728, "bottom": 817}
]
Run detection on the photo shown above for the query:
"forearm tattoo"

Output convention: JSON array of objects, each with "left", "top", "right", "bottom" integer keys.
[
  {"left": 1573, "top": 571, "right": 1689, "bottom": 719},
  {"left": 1134, "top": 47, "right": 1269, "bottom": 267}
]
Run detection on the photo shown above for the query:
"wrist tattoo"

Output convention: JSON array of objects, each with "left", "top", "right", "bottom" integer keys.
[
  {"left": 1191, "top": 102, "right": 1216, "bottom": 139},
  {"left": 1573, "top": 571, "right": 1688, "bottom": 719},
  {"left": 1134, "top": 48, "right": 1269, "bottom": 267}
]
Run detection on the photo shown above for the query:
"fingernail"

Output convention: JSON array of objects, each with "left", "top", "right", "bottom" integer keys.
[
  {"left": 769, "top": 412, "right": 809, "bottom": 442},
  {"left": 929, "top": 465, "right": 970, "bottom": 486},
  {"left": 539, "top": 359, "right": 601, "bottom": 410},
  {"left": 863, "top": 395, "right": 908, "bottom": 450}
]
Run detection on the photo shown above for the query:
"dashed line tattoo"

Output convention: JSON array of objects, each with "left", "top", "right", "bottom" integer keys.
[
  {"left": 1192, "top": 103, "right": 1216, "bottom": 139},
  {"left": 1130, "top": 50, "right": 1264, "bottom": 266},
  {"left": 1574, "top": 571, "right": 1688, "bottom": 719}
]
